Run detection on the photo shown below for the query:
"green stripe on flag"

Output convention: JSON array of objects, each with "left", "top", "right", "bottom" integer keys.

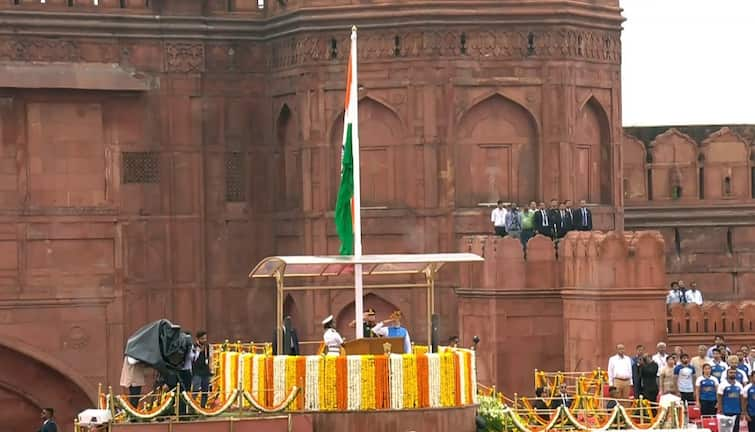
[{"left": 335, "top": 123, "right": 354, "bottom": 255}]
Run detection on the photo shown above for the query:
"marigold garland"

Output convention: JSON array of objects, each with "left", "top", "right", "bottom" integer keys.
[
  {"left": 360, "top": 355, "right": 376, "bottom": 410},
  {"left": 336, "top": 355, "right": 348, "bottom": 410},
  {"left": 181, "top": 390, "right": 238, "bottom": 417},
  {"left": 243, "top": 387, "right": 300, "bottom": 413},
  {"left": 427, "top": 353, "right": 441, "bottom": 408},
  {"left": 305, "top": 356, "right": 320, "bottom": 410},
  {"left": 321, "top": 355, "right": 338, "bottom": 410},
  {"left": 453, "top": 352, "right": 462, "bottom": 406},
  {"left": 402, "top": 354, "right": 418, "bottom": 408},
  {"left": 265, "top": 355, "right": 274, "bottom": 406},
  {"left": 389, "top": 354, "right": 404, "bottom": 409},
  {"left": 116, "top": 391, "right": 174, "bottom": 419},
  {"left": 209, "top": 346, "right": 477, "bottom": 414},
  {"left": 295, "top": 356, "right": 307, "bottom": 410},
  {"left": 416, "top": 353, "right": 429, "bottom": 408},
  {"left": 347, "top": 355, "right": 362, "bottom": 410},
  {"left": 374, "top": 355, "right": 389, "bottom": 409}
]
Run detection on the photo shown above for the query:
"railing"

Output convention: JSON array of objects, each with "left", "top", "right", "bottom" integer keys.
[{"left": 666, "top": 301, "right": 755, "bottom": 335}]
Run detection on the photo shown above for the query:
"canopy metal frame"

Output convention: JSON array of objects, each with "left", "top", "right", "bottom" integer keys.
[{"left": 247, "top": 253, "right": 484, "bottom": 355}]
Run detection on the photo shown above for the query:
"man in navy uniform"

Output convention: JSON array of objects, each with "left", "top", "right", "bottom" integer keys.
[{"left": 717, "top": 368, "right": 744, "bottom": 432}]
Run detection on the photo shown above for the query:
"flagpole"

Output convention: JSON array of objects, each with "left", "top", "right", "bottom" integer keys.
[{"left": 350, "top": 26, "right": 364, "bottom": 339}]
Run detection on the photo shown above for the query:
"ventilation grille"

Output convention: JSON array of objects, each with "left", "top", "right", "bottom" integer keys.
[
  {"left": 122, "top": 152, "right": 160, "bottom": 184},
  {"left": 225, "top": 151, "right": 246, "bottom": 202}
]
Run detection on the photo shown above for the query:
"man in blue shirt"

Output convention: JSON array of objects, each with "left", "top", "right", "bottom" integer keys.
[
  {"left": 718, "top": 368, "right": 744, "bottom": 432},
  {"left": 743, "top": 371, "right": 755, "bottom": 432},
  {"left": 711, "top": 349, "right": 729, "bottom": 381},
  {"left": 674, "top": 353, "right": 696, "bottom": 403}
]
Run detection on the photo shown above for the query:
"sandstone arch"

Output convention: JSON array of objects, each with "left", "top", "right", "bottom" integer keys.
[
  {"left": 455, "top": 94, "right": 538, "bottom": 206},
  {"left": 649, "top": 128, "right": 698, "bottom": 200},
  {"left": 701, "top": 127, "right": 749, "bottom": 199},
  {"left": 622, "top": 134, "right": 647, "bottom": 202},
  {"left": 330, "top": 97, "right": 405, "bottom": 207},
  {"left": 574, "top": 97, "right": 611, "bottom": 203},
  {"left": 334, "top": 292, "right": 399, "bottom": 337},
  {"left": 0, "top": 342, "right": 92, "bottom": 432},
  {"left": 275, "top": 104, "right": 302, "bottom": 210}
]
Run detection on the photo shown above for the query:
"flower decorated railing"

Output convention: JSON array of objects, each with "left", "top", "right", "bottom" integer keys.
[
  {"left": 478, "top": 393, "right": 688, "bottom": 432},
  {"left": 215, "top": 345, "right": 478, "bottom": 411}
]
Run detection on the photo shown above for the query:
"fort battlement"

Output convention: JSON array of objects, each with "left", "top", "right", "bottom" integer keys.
[{"left": 456, "top": 231, "right": 667, "bottom": 395}]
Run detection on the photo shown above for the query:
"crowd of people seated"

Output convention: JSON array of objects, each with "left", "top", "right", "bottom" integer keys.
[{"left": 490, "top": 199, "right": 594, "bottom": 250}]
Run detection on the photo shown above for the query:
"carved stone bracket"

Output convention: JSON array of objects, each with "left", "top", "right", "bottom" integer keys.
[{"left": 164, "top": 41, "right": 205, "bottom": 73}]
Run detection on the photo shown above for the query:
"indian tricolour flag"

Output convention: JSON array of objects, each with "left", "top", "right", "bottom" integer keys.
[
  {"left": 335, "top": 27, "right": 367, "bottom": 339},
  {"left": 335, "top": 27, "right": 362, "bottom": 257}
]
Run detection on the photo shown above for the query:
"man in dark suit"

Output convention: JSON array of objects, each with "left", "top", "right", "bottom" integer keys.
[
  {"left": 533, "top": 201, "right": 552, "bottom": 237},
  {"left": 564, "top": 200, "right": 576, "bottom": 232},
  {"left": 547, "top": 199, "right": 562, "bottom": 239},
  {"left": 39, "top": 407, "right": 57, "bottom": 432},
  {"left": 575, "top": 199, "right": 593, "bottom": 231},
  {"left": 557, "top": 201, "right": 574, "bottom": 238},
  {"left": 273, "top": 315, "right": 300, "bottom": 355}
]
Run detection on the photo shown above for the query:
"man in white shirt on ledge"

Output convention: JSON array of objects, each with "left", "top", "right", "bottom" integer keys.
[
  {"left": 491, "top": 200, "right": 507, "bottom": 237},
  {"left": 608, "top": 343, "right": 633, "bottom": 404}
]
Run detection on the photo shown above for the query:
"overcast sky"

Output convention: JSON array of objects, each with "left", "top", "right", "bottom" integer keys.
[{"left": 621, "top": 0, "right": 755, "bottom": 126}]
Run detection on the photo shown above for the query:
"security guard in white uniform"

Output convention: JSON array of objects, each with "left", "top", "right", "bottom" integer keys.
[{"left": 322, "top": 315, "right": 343, "bottom": 356}]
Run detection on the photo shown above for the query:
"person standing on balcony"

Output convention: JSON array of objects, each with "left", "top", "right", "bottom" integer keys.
[
  {"left": 520, "top": 201, "right": 536, "bottom": 249},
  {"left": 688, "top": 281, "right": 703, "bottom": 304},
  {"left": 666, "top": 282, "right": 682, "bottom": 305},
  {"left": 504, "top": 203, "right": 522, "bottom": 239},
  {"left": 491, "top": 200, "right": 507, "bottom": 237},
  {"left": 574, "top": 199, "right": 592, "bottom": 231},
  {"left": 534, "top": 201, "right": 551, "bottom": 238}
]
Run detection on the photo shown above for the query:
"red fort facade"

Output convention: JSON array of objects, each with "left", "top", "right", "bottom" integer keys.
[{"left": 0, "top": 0, "right": 687, "bottom": 429}]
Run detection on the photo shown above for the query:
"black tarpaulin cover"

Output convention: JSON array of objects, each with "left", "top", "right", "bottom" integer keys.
[{"left": 124, "top": 319, "right": 192, "bottom": 376}]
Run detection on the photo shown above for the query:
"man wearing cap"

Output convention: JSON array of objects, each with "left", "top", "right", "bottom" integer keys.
[
  {"left": 349, "top": 308, "right": 378, "bottom": 337},
  {"left": 372, "top": 310, "right": 412, "bottom": 354},
  {"left": 322, "top": 315, "right": 343, "bottom": 355}
]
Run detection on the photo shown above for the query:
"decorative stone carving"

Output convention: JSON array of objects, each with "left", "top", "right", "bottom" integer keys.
[
  {"left": 164, "top": 42, "right": 205, "bottom": 73},
  {"left": 0, "top": 38, "right": 80, "bottom": 62},
  {"left": 267, "top": 28, "right": 621, "bottom": 69},
  {"left": 63, "top": 326, "right": 89, "bottom": 350}
]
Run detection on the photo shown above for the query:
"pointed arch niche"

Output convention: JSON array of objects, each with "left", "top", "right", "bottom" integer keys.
[
  {"left": 701, "top": 128, "right": 749, "bottom": 200},
  {"left": 334, "top": 292, "right": 398, "bottom": 337},
  {"left": 330, "top": 97, "right": 404, "bottom": 208},
  {"left": 275, "top": 104, "right": 302, "bottom": 210},
  {"left": 649, "top": 129, "right": 698, "bottom": 200},
  {"left": 574, "top": 97, "right": 612, "bottom": 204},
  {"left": 622, "top": 134, "right": 647, "bottom": 202},
  {"left": 455, "top": 94, "right": 537, "bottom": 206}
]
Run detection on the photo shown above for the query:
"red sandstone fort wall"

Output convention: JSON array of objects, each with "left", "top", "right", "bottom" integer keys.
[
  {"left": 457, "top": 232, "right": 668, "bottom": 395},
  {"left": 623, "top": 126, "right": 755, "bottom": 301}
]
